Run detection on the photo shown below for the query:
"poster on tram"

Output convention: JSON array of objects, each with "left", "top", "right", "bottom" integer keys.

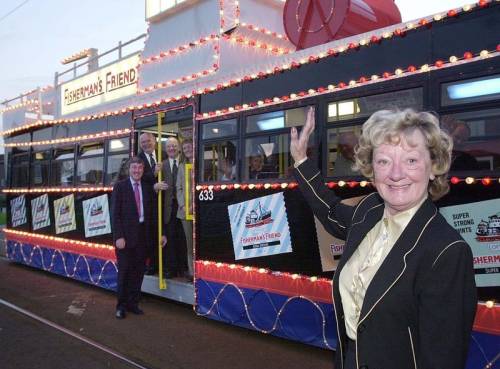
[
  {"left": 54, "top": 194, "right": 76, "bottom": 234},
  {"left": 440, "top": 198, "right": 500, "bottom": 287},
  {"left": 82, "top": 195, "right": 111, "bottom": 238},
  {"left": 10, "top": 195, "right": 27, "bottom": 227},
  {"left": 31, "top": 194, "right": 50, "bottom": 230},
  {"left": 228, "top": 192, "right": 291, "bottom": 260}
]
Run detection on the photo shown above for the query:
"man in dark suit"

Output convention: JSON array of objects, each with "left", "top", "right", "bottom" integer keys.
[
  {"left": 137, "top": 132, "right": 162, "bottom": 275},
  {"left": 154, "top": 137, "right": 187, "bottom": 279},
  {"left": 111, "top": 156, "right": 155, "bottom": 319},
  {"left": 137, "top": 132, "right": 159, "bottom": 185}
]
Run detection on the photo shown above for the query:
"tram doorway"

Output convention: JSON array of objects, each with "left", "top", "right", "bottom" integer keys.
[{"left": 134, "top": 105, "right": 195, "bottom": 304}]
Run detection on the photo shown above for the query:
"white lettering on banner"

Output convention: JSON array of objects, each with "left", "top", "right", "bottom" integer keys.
[
  {"left": 240, "top": 232, "right": 282, "bottom": 245},
  {"left": 61, "top": 54, "right": 139, "bottom": 115}
]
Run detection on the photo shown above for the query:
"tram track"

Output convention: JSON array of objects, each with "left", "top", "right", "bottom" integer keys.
[{"left": 0, "top": 297, "right": 151, "bottom": 369}]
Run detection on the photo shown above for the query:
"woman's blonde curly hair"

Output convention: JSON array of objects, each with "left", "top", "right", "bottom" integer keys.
[{"left": 353, "top": 109, "right": 453, "bottom": 200}]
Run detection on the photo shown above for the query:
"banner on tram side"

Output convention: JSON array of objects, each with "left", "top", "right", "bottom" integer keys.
[
  {"left": 228, "top": 192, "right": 292, "bottom": 260},
  {"left": 313, "top": 195, "right": 364, "bottom": 271},
  {"left": 440, "top": 198, "right": 500, "bottom": 288},
  {"left": 314, "top": 217, "right": 342, "bottom": 272},
  {"left": 54, "top": 194, "right": 77, "bottom": 234},
  {"left": 31, "top": 194, "right": 50, "bottom": 230},
  {"left": 82, "top": 195, "right": 111, "bottom": 238},
  {"left": 60, "top": 54, "right": 139, "bottom": 115},
  {"left": 10, "top": 195, "right": 27, "bottom": 227}
]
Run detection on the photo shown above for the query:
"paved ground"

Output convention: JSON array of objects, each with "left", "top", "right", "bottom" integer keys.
[{"left": 0, "top": 257, "right": 334, "bottom": 369}]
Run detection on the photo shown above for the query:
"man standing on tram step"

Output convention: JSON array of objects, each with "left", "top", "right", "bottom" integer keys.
[
  {"left": 111, "top": 157, "right": 155, "bottom": 319},
  {"left": 154, "top": 137, "right": 188, "bottom": 279},
  {"left": 137, "top": 132, "right": 163, "bottom": 275}
]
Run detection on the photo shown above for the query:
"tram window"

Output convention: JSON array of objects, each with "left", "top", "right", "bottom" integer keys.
[
  {"left": 108, "top": 137, "right": 130, "bottom": 153},
  {"left": 441, "top": 109, "right": 500, "bottom": 172},
  {"left": 326, "top": 127, "right": 362, "bottom": 177},
  {"left": 52, "top": 147, "right": 75, "bottom": 186},
  {"left": 77, "top": 142, "right": 104, "bottom": 186},
  {"left": 202, "top": 118, "right": 238, "bottom": 139},
  {"left": 246, "top": 106, "right": 307, "bottom": 133},
  {"left": 30, "top": 151, "right": 51, "bottom": 186},
  {"left": 328, "top": 88, "right": 423, "bottom": 122},
  {"left": 11, "top": 154, "right": 29, "bottom": 187},
  {"left": 201, "top": 140, "right": 238, "bottom": 181},
  {"left": 441, "top": 75, "right": 500, "bottom": 106},
  {"left": 106, "top": 137, "right": 130, "bottom": 185},
  {"left": 244, "top": 135, "right": 294, "bottom": 180},
  {"left": 106, "top": 153, "right": 129, "bottom": 185}
]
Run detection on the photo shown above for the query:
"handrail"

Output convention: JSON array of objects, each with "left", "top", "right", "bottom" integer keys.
[{"left": 55, "top": 33, "right": 146, "bottom": 85}]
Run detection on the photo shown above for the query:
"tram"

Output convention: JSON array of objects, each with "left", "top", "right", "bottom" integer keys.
[{"left": 1, "top": 1, "right": 499, "bottom": 367}]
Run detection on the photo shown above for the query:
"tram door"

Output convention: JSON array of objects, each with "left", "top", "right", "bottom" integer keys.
[{"left": 134, "top": 106, "right": 194, "bottom": 294}]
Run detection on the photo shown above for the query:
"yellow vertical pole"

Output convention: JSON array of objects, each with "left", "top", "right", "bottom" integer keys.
[
  {"left": 157, "top": 112, "right": 166, "bottom": 289},
  {"left": 185, "top": 164, "right": 193, "bottom": 221}
]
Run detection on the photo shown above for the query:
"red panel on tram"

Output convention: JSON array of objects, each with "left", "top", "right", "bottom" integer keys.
[{"left": 283, "top": 0, "right": 402, "bottom": 50}]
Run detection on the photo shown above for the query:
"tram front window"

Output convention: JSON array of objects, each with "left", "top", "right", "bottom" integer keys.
[
  {"left": 106, "top": 137, "right": 130, "bottom": 185},
  {"left": 326, "top": 127, "right": 362, "bottom": 178},
  {"left": 10, "top": 153, "right": 29, "bottom": 187},
  {"left": 201, "top": 141, "right": 238, "bottom": 182},
  {"left": 244, "top": 135, "right": 291, "bottom": 180},
  {"left": 244, "top": 106, "right": 314, "bottom": 180},
  {"left": 77, "top": 142, "right": 104, "bottom": 186},
  {"left": 30, "top": 151, "right": 51, "bottom": 186},
  {"left": 441, "top": 109, "right": 500, "bottom": 172},
  {"left": 52, "top": 147, "right": 75, "bottom": 186}
]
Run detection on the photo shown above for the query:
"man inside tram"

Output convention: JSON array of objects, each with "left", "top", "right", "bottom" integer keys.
[
  {"left": 217, "top": 142, "right": 237, "bottom": 181},
  {"left": 441, "top": 116, "right": 480, "bottom": 171},
  {"left": 334, "top": 131, "right": 359, "bottom": 177},
  {"left": 138, "top": 132, "right": 162, "bottom": 275},
  {"left": 138, "top": 132, "right": 162, "bottom": 185},
  {"left": 154, "top": 137, "right": 188, "bottom": 279},
  {"left": 248, "top": 151, "right": 265, "bottom": 179}
]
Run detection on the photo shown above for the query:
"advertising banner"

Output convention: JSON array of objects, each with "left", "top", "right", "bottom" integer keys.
[
  {"left": 60, "top": 54, "right": 139, "bottom": 115},
  {"left": 313, "top": 196, "right": 364, "bottom": 271},
  {"left": 228, "top": 192, "right": 291, "bottom": 260},
  {"left": 54, "top": 194, "right": 77, "bottom": 234},
  {"left": 10, "top": 195, "right": 27, "bottom": 227},
  {"left": 440, "top": 198, "right": 500, "bottom": 287},
  {"left": 314, "top": 217, "right": 344, "bottom": 272},
  {"left": 31, "top": 194, "right": 51, "bottom": 230},
  {"left": 82, "top": 195, "right": 111, "bottom": 238}
]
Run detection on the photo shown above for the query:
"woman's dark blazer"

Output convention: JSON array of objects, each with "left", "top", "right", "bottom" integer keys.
[{"left": 294, "top": 159, "right": 477, "bottom": 369}]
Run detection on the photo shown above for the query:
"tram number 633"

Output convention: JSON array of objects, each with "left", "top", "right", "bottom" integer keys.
[{"left": 198, "top": 189, "right": 214, "bottom": 201}]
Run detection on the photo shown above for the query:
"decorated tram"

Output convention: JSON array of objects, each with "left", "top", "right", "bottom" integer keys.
[{"left": 1, "top": 0, "right": 499, "bottom": 367}]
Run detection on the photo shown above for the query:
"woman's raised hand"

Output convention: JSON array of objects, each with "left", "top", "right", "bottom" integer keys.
[{"left": 290, "top": 106, "right": 315, "bottom": 162}]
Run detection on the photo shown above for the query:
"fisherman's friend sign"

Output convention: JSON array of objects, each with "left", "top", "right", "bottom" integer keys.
[
  {"left": 82, "top": 195, "right": 111, "bottom": 238},
  {"left": 228, "top": 192, "right": 292, "bottom": 260},
  {"left": 10, "top": 195, "right": 27, "bottom": 227},
  {"left": 54, "top": 194, "right": 76, "bottom": 234},
  {"left": 31, "top": 194, "right": 50, "bottom": 230}
]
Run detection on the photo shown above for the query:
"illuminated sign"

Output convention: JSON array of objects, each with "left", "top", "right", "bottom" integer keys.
[{"left": 60, "top": 54, "right": 139, "bottom": 115}]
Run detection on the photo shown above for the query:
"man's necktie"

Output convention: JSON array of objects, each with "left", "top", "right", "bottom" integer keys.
[
  {"left": 133, "top": 182, "right": 141, "bottom": 217},
  {"left": 149, "top": 153, "right": 156, "bottom": 168},
  {"left": 172, "top": 159, "right": 178, "bottom": 198}
]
